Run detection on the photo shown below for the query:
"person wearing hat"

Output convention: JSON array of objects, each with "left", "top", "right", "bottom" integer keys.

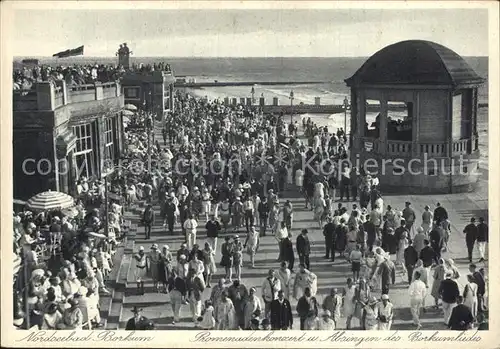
[
  {"left": 206, "top": 214, "right": 221, "bottom": 254},
  {"left": 360, "top": 296, "right": 379, "bottom": 330},
  {"left": 41, "top": 302, "right": 63, "bottom": 330},
  {"left": 58, "top": 297, "right": 83, "bottom": 329},
  {"left": 257, "top": 317, "right": 270, "bottom": 330},
  {"left": 318, "top": 310, "right": 336, "bottom": 330},
  {"left": 134, "top": 246, "right": 148, "bottom": 295},
  {"left": 257, "top": 196, "right": 270, "bottom": 237},
  {"left": 231, "top": 196, "right": 244, "bottom": 230},
  {"left": 377, "top": 294, "right": 393, "bottom": 330},
  {"left": 149, "top": 244, "right": 161, "bottom": 292},
  {"left": 183, "top": 213, "right": 198, "bottom": 250},
  {"left": 249, "top": 317, "right": 261, "bottom": 330},
  {"left": 163, "top": 191, "right": 177, "bottom": 235},
  {"left": 296, "top": 229, "right": 311, "bottom": 270},
  {"left": 322, "top": 288, "right": 343, "bottom": 327},
  {"left": 141, "top": 204, "right": 155, "bottom": 240},
  {"left": 439, "top": 272, "right": 460, "bottom": 325},
  {"left": 125, "top": 306, "right": 151, "bottom": 330}
]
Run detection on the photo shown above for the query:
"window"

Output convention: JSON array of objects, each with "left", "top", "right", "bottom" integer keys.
[
  {"left": 387, "top": 101, "right": 412, "bottom": 141},
  {"left": 72, "top": 123, "right": 95, "bottom": 179},
  {"left": 124, "top": 86, "right": 140, "bottom": 99},
  {"left": 104, "top": 117, "right": 114, "bottom": 162}
]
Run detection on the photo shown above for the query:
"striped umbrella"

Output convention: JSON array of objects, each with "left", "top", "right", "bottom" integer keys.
[{"left": 26, "top": 190, "right": 75, "bottom": 212}]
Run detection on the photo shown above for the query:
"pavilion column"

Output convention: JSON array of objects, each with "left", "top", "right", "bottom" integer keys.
[
  {"left": 378, "top": 97, "right": 388, "bottom": 155},
  {"left": 353, "top": 89, "right": 365, "bottom": 151},
  {"left": 445, "top": 91, "right": 453, "bottom": 159},
  {"left": 412, "top": 92, "right": 420, "bottom": 156},
  {"left": 472, "top": 88, "right": 478, "bottom": 151}
]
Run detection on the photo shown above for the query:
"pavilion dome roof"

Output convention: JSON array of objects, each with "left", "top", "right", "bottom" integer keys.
[{"left": 345, "top": 40, "right": 485, "bottom": 87}]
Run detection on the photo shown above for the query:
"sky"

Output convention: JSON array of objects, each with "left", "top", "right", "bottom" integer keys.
[{"left": 11, "top": 8, "right": 489, "bottom": 57}]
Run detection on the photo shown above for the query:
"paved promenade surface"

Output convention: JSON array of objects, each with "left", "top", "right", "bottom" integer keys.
[{"left": 111, "top": 122, "right": 489, "bottom": 330}]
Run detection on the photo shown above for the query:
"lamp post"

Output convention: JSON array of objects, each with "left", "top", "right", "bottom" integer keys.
[
  {"left": 251, "top": 86, "right": 255, "bottom": 105},
  {"left": 343, "top": 96, "right": 350, "bottom": 134},
  {"left": 289, "top": 90, "right": 295, "bottom": 124},
  {"left": 102, "top": 164, "right": 115, "bottom": 238}
]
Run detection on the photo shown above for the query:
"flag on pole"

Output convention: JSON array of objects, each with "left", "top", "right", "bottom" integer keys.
[{"left": 52, "top": 45, "right": 84, "bottom": 58}]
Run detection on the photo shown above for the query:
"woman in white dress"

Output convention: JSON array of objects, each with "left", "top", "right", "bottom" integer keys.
[
  {"left": 242, "top": 287, "right": 262, "bottom": 329},
  {"left": 216, "top": 291, "right": 238, "bottom": 330},
  {"left": 396, "top": 232, "right": 409, "bottom": 267},
  {"left": 200, "top": 300, "right": 216, "bottom": 330},
  {"left": 244, "top": 226, "right": 260, "bottom": 268},
  {"left": 463, "top": 274, "right": 479, "bottom": 319},
  {"left": 202, "top": 242, "right": 216, "bottom": 288},
  {"left": 276, "top": 261, "right": 292, "bottom": 300},
  {"left": 314, "top": 195, "right": 327, "bottom": 228},
  {"left": 201, "top": 189, "right": 212, "bottom": 221}
]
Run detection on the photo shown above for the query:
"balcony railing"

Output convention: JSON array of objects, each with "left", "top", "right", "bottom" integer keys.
[
  {"left": 387, "top": 140, "right": 412, "bottom": 156},
  {"left": 358, "top": 137, "right": 473, "bottom": 157},
  {"left": 13, "top": 81, "right": 121, "bottom": 111}
]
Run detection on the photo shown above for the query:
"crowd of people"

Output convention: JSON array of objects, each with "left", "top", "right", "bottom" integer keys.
[
  {"left": 11, "top": 107, "right": 154, "bottom": 330},
  {"left": 12, "top": 85, "right": 489, "bottom": 331},
  {"left": 119, "top": 91, "right": 488, "bottom": 331},
  {"left": 12, "top": 61, "right": 172, "bottom": 90}
]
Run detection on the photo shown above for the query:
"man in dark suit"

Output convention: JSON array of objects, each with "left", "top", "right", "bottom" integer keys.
[
  {"left": 142, "top": 204, "right": 155, "bottom": 239},
  {"left": 447, "top": 296, "right": 474, "bottom": 330},
  {"left": 463, "top": 217, "right": 478, "bottom": 263},
  {"left": 270, "top": 290, "right": 293, "bottom": 330},
  {"left": 433, "top": 202, "right": 448, "bottom": 224},
  {"left": 282, "top": 233, "right": 295, "bottom": 272},
  {"left": 428, "top": 226, "right": 443, "bottom": 264},
  {"left": 419, "top": 240, "right": 436, "bottom": 282},
  {"left": 296, "top": 229, "right": 311, "bottom": 270},
  {"left": 439, "top": 273, "right": 460, "bottom": 326},
  {"left": 323, "top": 217, "right": 336, "bottom": 260},
  {"left": 125, "top": 306, "right": 153, "bottom": 330},
  {"left": 404, "top": 241, "right": 419, "bottom": 284},
  {"left": 163, "top": 197, "right": 177, "bottom": 235}
]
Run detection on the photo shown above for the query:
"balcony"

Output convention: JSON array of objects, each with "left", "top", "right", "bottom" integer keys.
[{"left": 13, "top": 81, "right": 121, "bottom": 112}]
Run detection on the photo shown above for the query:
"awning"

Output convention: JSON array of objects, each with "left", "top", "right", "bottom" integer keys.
[{"left": 56, "top": 129, "right": 78, "bottom": 156}]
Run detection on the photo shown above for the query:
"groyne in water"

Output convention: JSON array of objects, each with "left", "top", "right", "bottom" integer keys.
[{"left": 175, "top": 81, "right": 328, "bottom": 88}]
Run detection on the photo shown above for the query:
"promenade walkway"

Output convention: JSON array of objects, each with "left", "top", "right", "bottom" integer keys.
[{"left": 107, "top": 121, "right": 489, "bottom": 331}]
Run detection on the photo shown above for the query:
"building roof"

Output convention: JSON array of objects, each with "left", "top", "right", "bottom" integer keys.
[{"left": 345, "top": 40, "right": 485, "bottom": 87}]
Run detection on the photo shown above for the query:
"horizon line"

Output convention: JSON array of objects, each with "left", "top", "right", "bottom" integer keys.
[{"left": 13, "top": 55, "right": 489, "bottom": 60}]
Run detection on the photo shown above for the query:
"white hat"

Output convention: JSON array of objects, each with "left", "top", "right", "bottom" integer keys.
[
  {"left": 179, "top": 255, "right": 187, "bottom": 260},
  {"left": 139, "top": 246, "right": 144, "bottom": 251},
  {"left": 163, "top": 245, "right": 170, "bottom": 250},
  {"left": 381, "top": 294, "right": 389, "bottom": 300}
]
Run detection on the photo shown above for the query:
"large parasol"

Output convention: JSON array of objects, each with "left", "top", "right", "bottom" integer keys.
[
  {"left": 26, "top": 190, "right": 75, "bottom": 212},
  {"left": 124, "top": 104, "right": 138, "bottom": 111}
]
